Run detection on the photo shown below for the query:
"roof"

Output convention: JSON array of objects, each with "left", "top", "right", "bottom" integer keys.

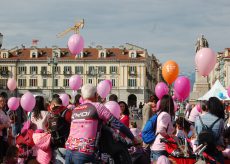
[{"left": 0, "top": 47, "right": 147, "bottom": 61}]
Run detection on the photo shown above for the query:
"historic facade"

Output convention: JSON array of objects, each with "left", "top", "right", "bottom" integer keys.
[
  {"left": 209, "top": 48, "right": 230, "bottom": 88},
  {"left": 0, "top": 43, "right": 161, "bottom": 106}
]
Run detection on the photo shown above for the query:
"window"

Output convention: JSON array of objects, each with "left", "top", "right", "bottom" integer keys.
[
  {"left": 29, "top": 79, "right": 37, "bottom": 87},
  {"left": 110, "top": 66, "right": 117, "bottom": 74},
  {"left": 128, "top": 79, "right": 137, "bottom": 87},
  {"left": 88, "top": 66, "right": 95, "bottom": 75},
  {"left": 54, "top": 66, "right": 60, "bottom": 74},
  {"left": 1, "top": 66, "right": 8, "bottom": 71},
  {"left": 0, "top": 79, "right": 8, "bottom": 88},
  {"left": 111, "top": 79, "right": 116, "bottom": 87},
  {"left": 30, "top": 66, "right": 37, "bottom": 74},
  {"left": 43, "top": 79, "right": 47, "bottom": 87},
  {"left": 0, "top": 67, "right": 8, "bottom": 75},
  {"left": 64, "top": 66, "right": 71, "bottom": 74},
  {"left": 18, "top": 66, "right": 27, "bottom": 74},
  {"left": 41, "top": 66, "right": 47, "bottom": 74},
  {"left": 63, "top": 79, "right": 69, "bottom": 87},
  {"left": 54, "top": 79, "right": 58, "bottom": 87},
  {"left": 3, "top": 53, "right": 7, "bottom": 58},
  {"left": 32, "top": 52, "right": 37, "bottom": 58},
  {"left": 88, "top": 79, "right": 93, "bottom": 84},
  {"left": 75, "top": 66, "right": 83, "bottom": 74},
  {"left": 129, "top": 66, "right": 137, "bottom": 75},
  {"left": 18, "top": 79, "right": 26, "bottom": 87},
  {"left": 97, "top": 79, "right": 104, "bottom": 84},
  {"left": 131, "top": 52, "right": 136, "bottom": 58},
  {"left": 100, "top": 52, "right": 105, "bottom": 58},
  {"left": 98, "top": 66, "right": 106, "bottom": 74}
]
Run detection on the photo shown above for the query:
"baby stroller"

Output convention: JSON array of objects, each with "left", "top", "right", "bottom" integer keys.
[
  {"left": 160, "top": 137, "right": 218, "bottom": 164},
  {"left": 15, "top": 120, "right": 37, "bottom": 164}
]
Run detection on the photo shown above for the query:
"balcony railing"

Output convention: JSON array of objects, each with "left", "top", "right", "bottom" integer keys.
[
  {"left": 0, "top": 70, "right": 9, "bottom": 76},
  {"left": 41, "top": 70, "right": 48, "bottom": 75},
  {"left": 63, "top": 71, "right": 72, "bottom": 75},
  {"left": 129, "top": 70, "right": 137, "bottom": 76}
]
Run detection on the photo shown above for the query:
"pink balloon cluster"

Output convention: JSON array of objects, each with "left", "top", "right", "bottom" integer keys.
[
  {"left": 68, "top": 34, "right": 84, "bottom": 56},
  {"left": 20, "top": 92, "right": 36, "bottom": 112},
  {"left": 227, "top": 86, "right": 230, "bottom": 97},
  {"left": 195, "top": 48, "right": 216, "bottom": 77},
  {"left": 69, "top": 75, "right": 82, "bottom": 91},
  {"left": 59, "top": 94, "right": 70, "bottom": 107},
  {"left": 155, "top": 82, "right": 169, "bottom": 99},
  {"left": 7, "top": 97, "right": 20, "bottom": 111},
  {"left": 174, "top": 76, "right": 191, "bottom": 102},
  {"left": 97, "top": 80, "right": 112, "bottom": 98},
  {"left": 104, "top": 101, "right": 121, "bottom": 119},
  {"left": 7, "top": 78, "right": 17, "bottom": 91}
]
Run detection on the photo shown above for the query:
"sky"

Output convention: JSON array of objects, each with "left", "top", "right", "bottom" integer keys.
[{"left": 1, "top": 0, "right": 230, "bottom": 78}]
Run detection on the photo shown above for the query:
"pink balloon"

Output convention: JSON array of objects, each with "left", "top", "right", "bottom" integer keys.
[
  {"left": 69, "top": 75, "right": 82, "bottom": 90},
  {"left": 97, "top": 80, "right": 111, "bottom": 99},
  {"left": 7, "top": 78, "right": 17, "bottom": 91},
  {"left": 8, "top": 97, "right": 19, "bottom": 111},
  {"left": 172, "top": 95, "right": 176, "bottom": 100},
  {"left": 156, "top": 100, "right": 161, "bottom": 110},
  {"left": 195, "top": 48, "right": 217, "bottom": 76},
  {"left": 79, "top": 96, "right": 84, "bottom": 104},
  {"left": 105, "top": 80, "right": 112, "bottom": 90},
  {"left": 196, "top": 104, "right": 202, "bottom": 113},
  {"left": 104, "top": 101, "right": 121, "bottom": 119},
  {"left": 20, "top": 92, "right": 36, "bottom": 112},
  {"left": 155, "top": 82, "right": 169, "bottom": 99},
  {"left": 227, "top": 86, "right": 230, "bottom": 97},
  {"left": 174, "top": 76, "right": 191, "bottom": 102},
  {"left": 68, "top": 34, "right": 84, "bottom": 56},
  {"left": 59, "top": 94, "right": 69, "bottom": 107}
]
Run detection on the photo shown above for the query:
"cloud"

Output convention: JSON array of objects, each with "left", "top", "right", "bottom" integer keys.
[{"left": 1, "top": 0, "right": 230, "bottom": 75}]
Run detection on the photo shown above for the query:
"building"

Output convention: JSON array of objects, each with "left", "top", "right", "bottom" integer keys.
[
  {"left": 209, "top": 48, "right": 230, "bottom": 88},
  {"left": 0, "top": 43, "right": 161, "bottom": 106}
]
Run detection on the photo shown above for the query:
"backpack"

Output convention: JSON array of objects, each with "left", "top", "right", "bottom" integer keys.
[
  {"left": 197, "top": 116, "right": 220, "bottom": 153},
  {"left": 142, "top": 113, "right": 159, "bottom": 144},
  {"left": 48, "top": 108, "right": 70, "bottom": 148}
]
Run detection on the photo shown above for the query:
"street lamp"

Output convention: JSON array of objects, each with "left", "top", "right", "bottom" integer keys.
[
  {"left": 48, "top": 56, "right": 58, "bottom": 97},
  {"left": 0, "top": 33, "right": 3, "bottom": 49}
]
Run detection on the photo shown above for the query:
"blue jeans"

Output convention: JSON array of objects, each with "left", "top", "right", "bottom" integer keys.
[
  {"left": 65, "top": 150, "right": 95, "bottom": 164},
  {"left": 150, "top": 150, "right": 168, "bottom": 162},
  {"left": 53, "top": 148, "right": 66, "bottom": 164}
]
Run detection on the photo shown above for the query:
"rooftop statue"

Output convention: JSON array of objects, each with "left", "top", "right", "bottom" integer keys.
[{"left": 195, "top": 34, "right": 209, "bottom": 53}]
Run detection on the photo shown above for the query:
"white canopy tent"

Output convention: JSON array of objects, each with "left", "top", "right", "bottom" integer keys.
[{"left": 198, "top": 80, "right": 230, "bottom": 101}]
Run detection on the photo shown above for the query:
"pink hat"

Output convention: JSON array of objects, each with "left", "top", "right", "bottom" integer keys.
[{"left": 157, "top": 155, "right": 170, "bottom": 164}]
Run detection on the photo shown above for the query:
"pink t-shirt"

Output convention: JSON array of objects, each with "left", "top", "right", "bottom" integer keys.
[
  {"left": 188, "top": 106, "right": 200, "bottom": 123},
  {"left": 150, "top": 112, "right": 174, "bottom": 151}
]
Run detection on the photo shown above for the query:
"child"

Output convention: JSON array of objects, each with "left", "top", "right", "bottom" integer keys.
[
  {"left": 130, "top": 121, "right": 141, "bottom": 138},
  {"left": 175, "top": 117, "right": 191, "bottom": 139}
]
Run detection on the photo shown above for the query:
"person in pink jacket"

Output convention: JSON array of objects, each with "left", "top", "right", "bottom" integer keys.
[{"left": 150, "top": 95, "right": 175, "bottom": 162}]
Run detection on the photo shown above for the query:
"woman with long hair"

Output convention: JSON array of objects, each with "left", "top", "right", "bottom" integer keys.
[
  {"left": 150, "top": 95, "right": 175, "bottom": 162},
  {"left": 195, "top": 97, "right": 225, "bottom": 163},
  {"left": 118, "top": 101, "right": 130, "bottom": 127},
  {"left": 31, "top": 96, "right": 49, "bottom": 131}
]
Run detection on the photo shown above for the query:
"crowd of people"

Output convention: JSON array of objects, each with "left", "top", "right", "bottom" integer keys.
[{"left": 0, "top": 83, "right": 229, "bottom": 164}]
